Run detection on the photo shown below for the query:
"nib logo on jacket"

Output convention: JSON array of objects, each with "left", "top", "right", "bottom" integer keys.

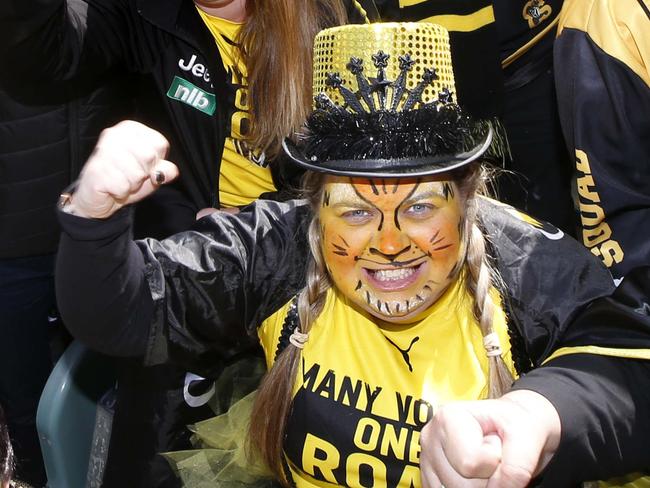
[{"left": 167, "top": 76, "right": 216, "bottom": 115}]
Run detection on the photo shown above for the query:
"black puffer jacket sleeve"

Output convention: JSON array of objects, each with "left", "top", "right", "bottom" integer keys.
[
  {"left": 56, "top": 199, "right": 312, "bottom": 376},
  {"left": 0, "top": 0, "right": 151, "bottom": 83}
]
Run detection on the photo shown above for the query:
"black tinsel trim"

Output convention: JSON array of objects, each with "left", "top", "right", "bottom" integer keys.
[{"left": 299, "top": 103, "right": 494, "bottom": 163}]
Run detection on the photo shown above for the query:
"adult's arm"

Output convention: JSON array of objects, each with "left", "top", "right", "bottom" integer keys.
[
  {"left": 554, "top": 0, "right": 650, "bottom": 281},
  {"left": 0, "top": 0, "right": 146, "bottom": 85}
]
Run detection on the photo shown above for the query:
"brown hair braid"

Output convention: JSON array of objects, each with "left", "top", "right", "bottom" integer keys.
[{"left": 458, "top": 165, "right": 514, "bottom": 397}]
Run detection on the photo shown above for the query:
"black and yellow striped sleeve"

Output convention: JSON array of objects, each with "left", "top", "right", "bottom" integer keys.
[{"left": 554, "top": 0, "right": 650, "bottom": 281}]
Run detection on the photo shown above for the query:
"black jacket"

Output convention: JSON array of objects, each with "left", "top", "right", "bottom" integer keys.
[
  {"left": 554, "top": 0, "right": 650, "bottom": 281},
  {"left": 0, "top": 78, "right": 133, "bottom": 258},
  {"left": 0, "top": 0, "right": 377, "bottom": 238},
  {"left": 56, "top": 198, "right": 650, "bottom": 486}
]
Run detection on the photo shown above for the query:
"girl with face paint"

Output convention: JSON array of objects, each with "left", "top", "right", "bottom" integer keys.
[{"left": 56, "top": 23, "right": 650, "bottom": 488}]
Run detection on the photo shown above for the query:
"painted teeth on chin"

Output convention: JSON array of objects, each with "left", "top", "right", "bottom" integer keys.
[{"left": 371, "top": 267, "right": 416, "bottom": 282}]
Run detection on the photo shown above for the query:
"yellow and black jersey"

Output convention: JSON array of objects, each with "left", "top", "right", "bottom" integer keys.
[
  {"left": 196, "top": 9, "right": 277, "bottom": 208},
  {"left": 58, "top": 197, "right": 650, "bottom": 486},
  {"left": 259, "top": 281, "right": 515, "bottom": 487},
  {"left": 555, "top": 0, "right": 650, "bottom": 282}
]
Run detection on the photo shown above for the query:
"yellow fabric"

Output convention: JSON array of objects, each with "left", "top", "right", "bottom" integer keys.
[
  {"left": 600, "top": 474, "right": 650, "bottom": 488},
  {"left": 403, "top": 5, "right": 496, "bottom": 32},
  {"left": 163, "top": 357, "right": 271, "bottom": 488},
  {"left": 350, "top": 0, "right": 372, "bottom": 23},
  {"left": 543, "top": 345, "right": 650, "bottom": 364},
  {"left": 196, "top": 9, "right": 277, "bottom": 208},
  {"left": 399, "top": 0, "right": 428, "bottom": 6},
  {"left": 557, "top": 0, "right": 650, "bottom": 88},
  {"left": 259, "top": 277, "right": 515, "bottom": 487}
]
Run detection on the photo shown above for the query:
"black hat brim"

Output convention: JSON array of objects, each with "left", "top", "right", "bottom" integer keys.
[{"left": 282, "top": 126, "right": 493, "bottom": 178}]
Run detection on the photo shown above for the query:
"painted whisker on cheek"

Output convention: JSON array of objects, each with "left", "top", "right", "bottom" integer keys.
[
  {"left": 431, "top": 242, "right": 454, "bottom": 251},
  {"left": 430, "top": 235, "right": 446, "bottom": 246},
  {"left": 355, "top": 280, "right": 362, "bottom": 291},
  {"left": 332, "top": 243, "right": 348, "bottom": 254},
  {"left": 366, "top": 291, "right": 372, "bottom": 305},
  {"left": 339, "top": 236, "right": 350, "bottom": 247},
  {"left": 429, "top": 230, "right": 440, "bottom": 244}
]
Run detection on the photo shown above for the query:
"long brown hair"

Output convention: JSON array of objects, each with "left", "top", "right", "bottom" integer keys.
[
  {"left": 249, "top": 166, "right": 513, "bottom": 483},
  {"left": 240, "top": 1, "right": 349, "bottom": 160}
]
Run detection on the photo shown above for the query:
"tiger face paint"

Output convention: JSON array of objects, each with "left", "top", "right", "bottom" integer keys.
[{"left": 319, "top": 176, "right": 464, "bottom": 323}]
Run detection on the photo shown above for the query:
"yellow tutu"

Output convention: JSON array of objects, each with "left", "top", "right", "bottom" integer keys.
[{"left": 163, "top": 357, "right": 275, "bottom": 488}]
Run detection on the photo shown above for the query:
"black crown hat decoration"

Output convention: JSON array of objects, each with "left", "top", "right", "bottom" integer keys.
[{"left": 283, "top": 23, "right": 504, "bottom": 177}]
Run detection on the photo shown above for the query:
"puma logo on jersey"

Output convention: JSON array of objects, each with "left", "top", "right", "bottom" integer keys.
[
  {"left": 386, "top": 336, "right": 420, "bottom": 372},
  {"left": 178, "top": 54, "right": 211, "bottom": 83},
  {"left": 166, "top": 76, "right": 217, "bottom": 115}
]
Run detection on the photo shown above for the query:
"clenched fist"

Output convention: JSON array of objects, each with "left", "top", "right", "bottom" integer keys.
[
  {"left": 66, "top": 121, "right": 179, "bottom": 219},
  {"left": 419, "top": 390, "right": 561, "bottom": 488}
]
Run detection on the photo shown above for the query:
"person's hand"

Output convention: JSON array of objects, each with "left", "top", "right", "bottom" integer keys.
[
  {"left": 69, "top": 120, "right": 179, "bottom": 219},
  {"left": 419, "top": 390, "right": 561, "bottom": 488}
]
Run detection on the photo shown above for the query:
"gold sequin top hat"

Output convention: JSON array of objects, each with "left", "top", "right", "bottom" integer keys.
[{"left": 283, "top": 23, "right": 500, "bottom": 177}]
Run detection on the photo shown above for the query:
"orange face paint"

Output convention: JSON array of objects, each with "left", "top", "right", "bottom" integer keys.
[{"left": 319, "top": 175, "right": 464, "bottom": 323}]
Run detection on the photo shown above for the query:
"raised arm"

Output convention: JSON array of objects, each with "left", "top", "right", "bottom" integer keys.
[{"left": 56, "top": 121, "right": 311, "bottom": 375}]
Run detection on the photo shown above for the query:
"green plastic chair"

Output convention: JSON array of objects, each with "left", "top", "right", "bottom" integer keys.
[{"left": 36, "top": 341, "right": 115, "bottom": 488}]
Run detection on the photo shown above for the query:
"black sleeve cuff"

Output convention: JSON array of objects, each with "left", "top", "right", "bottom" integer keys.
[
  {"left": 512, "top": 354, "right": 650, "bottom": 485},
  {"left": 58, "top": 206, "right": 134, "bottom": 242}
]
